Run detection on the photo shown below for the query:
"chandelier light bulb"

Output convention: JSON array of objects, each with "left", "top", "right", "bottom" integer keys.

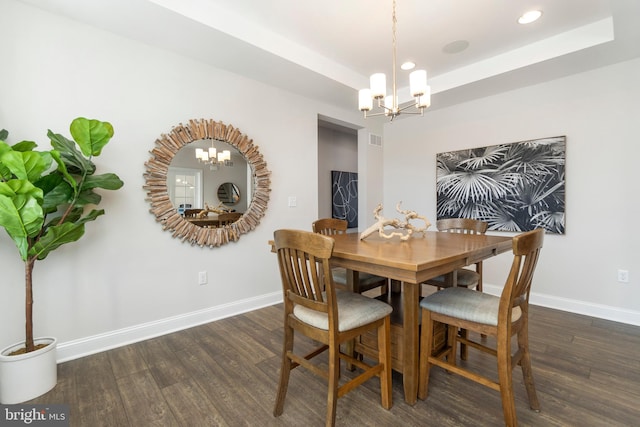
[
  {"left": 409, "top": 69, "right": 427, "bottom": 97},
  {"left": 417, "top": 86, "right": 431, "bottom": 108},
  {"left": 359, "top": 89, "right": 373, "bottom": 111},
  {"left": 384, "top": 95, "right": 397, "bottom": 115},
  {"left": 218, "top": 150, "right": 231, "bottom": 162},
  {"left": 195, "top": 145, "right": 233, "bottom": 169},
  {"left": 370, "top": 73, "right": 387, "bottom": 99}
]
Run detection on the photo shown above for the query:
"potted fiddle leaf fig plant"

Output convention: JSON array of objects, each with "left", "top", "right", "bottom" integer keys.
[{"left": 0, "top": 117, "right": 124, "bottom": 404}]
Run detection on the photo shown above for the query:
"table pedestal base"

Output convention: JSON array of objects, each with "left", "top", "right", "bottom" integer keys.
[{"left": 354, "top": 292, "right": 447, "bottom": 392}]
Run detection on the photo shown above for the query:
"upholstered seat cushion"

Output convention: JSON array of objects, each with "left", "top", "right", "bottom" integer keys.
[
  {"left": 420, "top": 287, "right": 521, "bottom": 326},
  {"left": 294, "top": 290, "right": 393, "bottom": 332},
  {"left": 331, "top": 268, "right": 385, "bottom": 287},
  {"left": 426, "top": 268, "right": 480, "bottom": 288}
]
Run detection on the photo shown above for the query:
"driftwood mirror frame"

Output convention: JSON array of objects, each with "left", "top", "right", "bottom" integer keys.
[{"left": 144, "top": 118, "right": 270, "bottom": 247}]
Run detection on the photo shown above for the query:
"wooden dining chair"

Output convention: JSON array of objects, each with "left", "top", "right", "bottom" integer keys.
[
  {"left": 312, "top": 218, "right": 389, "bottom": 295},
  {"left": 422, "top": 218, "right": 489, "bottom": 291},
  {"left": 183, "top": 208, "right": 200, "bottom": 218},
  {"left": 422, "top": 218, "right": 489, "bottom": 358},
  {"left": 218, "top": 212, "right": 242, "bottom": 225},
  {"left": 273, "top": 229, "right": 393, "bottom": 427},
  {"left": 418, "top": 228, "right": 544, "bottom": 426}
]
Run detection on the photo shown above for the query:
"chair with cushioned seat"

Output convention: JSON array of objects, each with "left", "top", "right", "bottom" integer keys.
[
  {"left": 422, "top": 218, "right": 489, "bottom": 358},
  {"left": 273, "top": 229, "right": 393, "bottom": 427},
  {"left": 418, "top": 228, "right": 544, "bottom": 426},
  {"left": 422, "top": 218, "right": 489, "bottom": 291},
  {"left": 312, "top": 218, "right": 388, "bottom": 295}
]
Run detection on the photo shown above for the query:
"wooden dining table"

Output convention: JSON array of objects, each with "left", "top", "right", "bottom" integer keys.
[
  {"left": 185, "top": 216, "right": 220, "bottom": 227},
  {"left": 329, "top": 231, "right": 513, "bottom": 405}
]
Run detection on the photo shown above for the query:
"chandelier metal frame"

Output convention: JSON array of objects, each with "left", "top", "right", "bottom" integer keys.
[{"left": 358, "top": 0, "right": 431, "bottom": 121}]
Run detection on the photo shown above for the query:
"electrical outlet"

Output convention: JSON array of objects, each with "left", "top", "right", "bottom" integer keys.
[
  {"left": 288, "top": 196, "right": 297, "bottom": 207},
  {"left": 617, "top": 269, "right": 629, "bottom": 283},
  {"left": 198, "top": 271, "right": 208, "bottom": 285}
]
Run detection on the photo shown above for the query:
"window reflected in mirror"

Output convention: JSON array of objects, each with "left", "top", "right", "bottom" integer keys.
[{"left": 168, "top": 167, "right": 201, "bottom": 214}]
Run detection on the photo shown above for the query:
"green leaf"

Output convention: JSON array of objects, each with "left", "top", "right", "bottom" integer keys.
[
  {"left": 30, "top": 209, "right": 105, "bottom": 260},
  {"left": 29, "top": 221, "right": 85, "bottom": 260},
  {"left": 41, "top": 179, "right": 73, "bottom": 213},
  {"left": 0, "top": 141, "right": 12, "bottom": 180},
  {"left": 1, "top": 150, "right": 52, "bottom": 181},
  {"left": 0, "top": 141, "right": 11, "bottom": 154},
  {"left": 0, "top": 194, "right": 29, "bottom": 259},
  {"left": 63, "top": 206, "right": 84, "bottom": 223},
  {"left": 48, "top": 130, "right": 95, "bottom": 176},
  {"left": 69, "top": 117, "right": 114, "bottom": 157},
  {"left": 49, "top": 150, "right": 77, "bottom": 194},
  {"left": 44, "top": 206, "right": 80, "bottom": 228},
  {"left": 81, "top": 208, "right": 105, "bottom": 223},
  {"left": 81, "top": 173, "right": 124, "bottom": 191},
  {"left": 0, "top": 180, "right": 45, "bottom": 260},
  {"left": 75, "top": 189, "right": 102, "bottom": 207},
  {"left": 0, "top": 179, "right": 44, "bottom": 212},
  {"left": 11, "top": 140, "right": 38, "bottom": 152},
  {"left": 35, "top": 172, "right": 65, "bottom": 195}
]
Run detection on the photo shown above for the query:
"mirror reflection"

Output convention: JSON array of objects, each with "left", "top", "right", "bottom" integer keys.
[
  {"left": 217, "top": 182, "right": 240, "bottom": 205},
  {"left": 169, "top": 139, "right": 249, "bottom": 226}
]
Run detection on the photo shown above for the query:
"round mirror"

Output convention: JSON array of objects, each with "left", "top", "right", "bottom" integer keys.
[
  {"left": 144, "top": 119, "right": 271, "bottom": 247},
  {"left": 217, "top": 182, "right": 240, "bottom": 205}
]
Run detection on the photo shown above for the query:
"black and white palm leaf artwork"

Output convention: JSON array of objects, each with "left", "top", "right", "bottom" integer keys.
[{"left": 436, "top": 136, "right": 566, "bottom": 234}]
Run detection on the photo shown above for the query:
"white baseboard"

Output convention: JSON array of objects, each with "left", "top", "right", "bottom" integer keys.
[
  {"left": 484, "top": 284, "right": 640, "bottom": 326},
  {"left": 57, "top": 286, "right": 640, "bottom": 363},
  {"left": 56, "top": 291, "right": 283, "bottom": 363}
]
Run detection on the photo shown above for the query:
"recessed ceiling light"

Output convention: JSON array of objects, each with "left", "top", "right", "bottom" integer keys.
[
  {"left": 401, "top": 61, "right": 415, "bottom": 70},
  {"left": 442, "top": 40, "right": 469, "bottom": 54},
  {"left": 518, "top": 10, "right": 542, "bottom": 24}
]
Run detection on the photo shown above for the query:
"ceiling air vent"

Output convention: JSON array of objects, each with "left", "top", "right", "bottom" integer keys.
[{"left": 369, "top": 133, "right": 382, "bottom": 147}]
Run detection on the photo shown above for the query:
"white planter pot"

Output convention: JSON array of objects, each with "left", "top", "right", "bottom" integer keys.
[{"left": 0, "top": 337, "right": 58, "bottom": 404}]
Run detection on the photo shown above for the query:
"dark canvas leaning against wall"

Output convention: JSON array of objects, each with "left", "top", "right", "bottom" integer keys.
[
  {"left": 331, "top": 171, "right": 358, "bottom": 228},
  {"left": 436, "top": 136, "right": 566, "bottom": 234}
]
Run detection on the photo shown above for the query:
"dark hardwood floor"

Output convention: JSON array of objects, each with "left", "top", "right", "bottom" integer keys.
[{"left": 28, "top": 302, "right": 640, "bottom": 426}]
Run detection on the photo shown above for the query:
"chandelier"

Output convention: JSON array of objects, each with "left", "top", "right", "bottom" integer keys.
[
  {"left": 358, "top": 0, "right": 430, "bottom": 121},
  {"left": 195, "top": 143, "right": 233, "bottom": 170}
]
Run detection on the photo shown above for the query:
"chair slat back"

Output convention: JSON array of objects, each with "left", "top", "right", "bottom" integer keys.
[
  {"left": 312, "top": 218, "right": 348, "bottom": 236},
  {"left": 274, "top": 229, "right": 336, "bottom": 314},
  {"left": 437, "top": 218, "right": 488, "bottom": 235},
  {"left": 499, "top": 229, "right": 544, "bottom": 322}
]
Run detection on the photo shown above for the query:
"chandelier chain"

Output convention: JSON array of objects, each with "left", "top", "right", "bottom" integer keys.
[{"left": 392, "top": 0, "right": 397, "bottom": 110}]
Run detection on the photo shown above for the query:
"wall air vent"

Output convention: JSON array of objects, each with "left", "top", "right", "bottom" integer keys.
[{"left": 369, "top": 133, "right": 382, "bottom": 147}]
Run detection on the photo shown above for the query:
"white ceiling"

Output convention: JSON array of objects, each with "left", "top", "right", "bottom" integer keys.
[{"left": 18, "top": 0, "right": 640, "bottom": 117}]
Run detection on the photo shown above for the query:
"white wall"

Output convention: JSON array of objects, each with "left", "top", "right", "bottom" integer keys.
[
  {"left": 383, "top": 58, "right": 640, "bottom": 324},
  {"left": 0, "top": 0, "right": 380, "bottom": 360}
]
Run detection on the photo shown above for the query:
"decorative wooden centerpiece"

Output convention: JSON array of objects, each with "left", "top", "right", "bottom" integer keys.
[{"left": 360, "top": 202, "right": 431, "bottom": 240}]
